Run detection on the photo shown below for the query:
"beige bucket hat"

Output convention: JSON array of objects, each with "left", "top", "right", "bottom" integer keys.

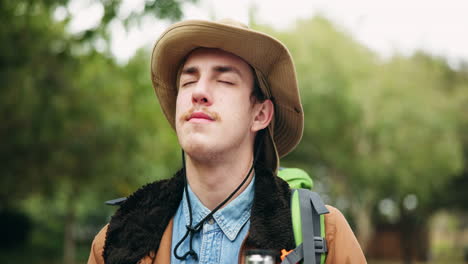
[{"left": 150, "top": 19, "right": 303, "bottom": 172}]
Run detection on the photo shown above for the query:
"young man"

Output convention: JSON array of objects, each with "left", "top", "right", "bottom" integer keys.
[{"left": 87, "top": 19, "right": 366, "bottom": 264}]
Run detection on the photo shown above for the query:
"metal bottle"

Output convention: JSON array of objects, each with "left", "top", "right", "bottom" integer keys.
[{"left": 245, "top": 249, "right": 277, "bottom": 264}]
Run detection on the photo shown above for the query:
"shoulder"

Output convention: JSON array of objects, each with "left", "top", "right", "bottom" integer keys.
[
  {"left": 324, "top": 205, "right": 348, "bottom": 232},
  {"left": 87, "top": 224, "right": 109, "bottom": 264},
  {"left": 117, "top": 171, "right": 185, "bottom": 213},
  {"left": 94, "top": 224, "right": 109, "bottom": 245},
  {"left": 324, "top": 205, "right": 367, "bottom": 263},
  {"left": 103, "top": 171, "right": 186, "bottom": 264},
  {"left": 323, "top": 205, "right": 357, "bottom": 243}
]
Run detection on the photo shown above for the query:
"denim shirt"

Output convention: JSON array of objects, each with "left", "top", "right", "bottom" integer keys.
[{"left": 171, "top": 177, "right": 255, "bottom": 263}]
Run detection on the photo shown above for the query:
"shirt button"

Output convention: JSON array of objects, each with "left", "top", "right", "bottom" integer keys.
[{"left": 207, "top": 218, "right": 214, "bottom": 225}]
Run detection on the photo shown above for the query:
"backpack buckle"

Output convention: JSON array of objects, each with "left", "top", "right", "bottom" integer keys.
[{"left": 314, "top": 236, "right": 328, "bottom": 253}]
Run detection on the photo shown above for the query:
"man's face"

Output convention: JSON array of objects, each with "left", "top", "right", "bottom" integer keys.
[{"left": 175, "top": 48, "right": 261, "bottom": 162}]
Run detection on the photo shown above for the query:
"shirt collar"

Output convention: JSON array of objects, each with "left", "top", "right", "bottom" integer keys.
[{"left": 182, "top": 176, "right": 255, "bottom": 241}]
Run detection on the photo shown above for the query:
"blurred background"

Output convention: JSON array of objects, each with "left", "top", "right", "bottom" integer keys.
[{"left": 1, "top": 0, "right": 467, "bottom": 263}]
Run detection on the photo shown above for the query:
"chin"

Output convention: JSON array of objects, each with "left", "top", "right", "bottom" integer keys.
[{"left": 182, "top": 140, "right": 222, "bottom": 162}]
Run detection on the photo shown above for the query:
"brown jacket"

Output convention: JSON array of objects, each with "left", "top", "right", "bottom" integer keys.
[{"left": 87, "top": 167, "right": 366, "bottom": 264}]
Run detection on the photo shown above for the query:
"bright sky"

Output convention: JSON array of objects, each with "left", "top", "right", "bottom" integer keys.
[{"left": 63, "top": 0, "right": 468, "bottom": 66}]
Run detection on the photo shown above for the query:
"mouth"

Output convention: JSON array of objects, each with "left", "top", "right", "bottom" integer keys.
[{"left": 187, "top": 111, "right": 215, "bottom": 123}]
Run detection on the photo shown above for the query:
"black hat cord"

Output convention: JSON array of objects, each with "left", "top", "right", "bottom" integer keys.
[{"left": 173, "top": 132, "right": 264, "bottom": 261}]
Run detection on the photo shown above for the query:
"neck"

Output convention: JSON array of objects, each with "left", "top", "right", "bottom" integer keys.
[{"left": 184, "top": 150, "right": 255, "bottom": 210}]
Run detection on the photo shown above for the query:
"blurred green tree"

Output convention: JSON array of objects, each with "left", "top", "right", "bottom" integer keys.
[
  {"left": 254, "top": 17, "right": 466, "bottom": 261},
  {"left": 0, "top": 0, "right": 193, "bottom": 263}
]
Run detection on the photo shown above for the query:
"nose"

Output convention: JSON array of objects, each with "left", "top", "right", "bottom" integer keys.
[{"left": 191, "top": 79, "right": 212, "bottom": 106}]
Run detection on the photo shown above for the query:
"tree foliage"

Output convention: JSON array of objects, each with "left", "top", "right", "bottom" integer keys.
[
  {"left": 1, "top": 0, "right": 190, "bottom": 262},
  {"left": 1, "top": 0, "right": 192, "bottom": 203},
  {"left": 254, "top": 17, "right": 467, "bottom": 256}
]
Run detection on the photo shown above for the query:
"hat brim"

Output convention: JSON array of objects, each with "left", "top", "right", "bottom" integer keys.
[{"left": 151, "top": 20, "right": 303, "bottom": 166}]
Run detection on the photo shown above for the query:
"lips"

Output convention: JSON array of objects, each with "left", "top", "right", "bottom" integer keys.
[{"left": 187, "top": 111, "right": 214, "bottom": 122}]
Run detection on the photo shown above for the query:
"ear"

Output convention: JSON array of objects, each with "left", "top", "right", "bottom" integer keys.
[{"left": 251, "top": 99, "right": 274, "bottom": 132}]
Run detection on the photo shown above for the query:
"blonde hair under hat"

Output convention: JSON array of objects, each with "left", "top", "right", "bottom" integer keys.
[{"left": 150, "top": 19, "right": 303, "bottom": 173}]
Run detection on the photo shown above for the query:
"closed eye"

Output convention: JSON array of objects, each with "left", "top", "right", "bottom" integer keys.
[
  {"left": 218, "top": 80, "right": 234, "bottom": 85},
  {"left": 181, "top": 81, "right": 196, "bottom": 87}
]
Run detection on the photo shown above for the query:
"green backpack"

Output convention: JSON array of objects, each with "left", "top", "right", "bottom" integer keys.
[{"left": 278, "top": 168, "right": 329, "bottom": 264}]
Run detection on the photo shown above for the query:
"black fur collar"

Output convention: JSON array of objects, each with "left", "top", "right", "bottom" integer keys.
[{"left": 103, "top": 166, "right": 295, "bottom": 264}]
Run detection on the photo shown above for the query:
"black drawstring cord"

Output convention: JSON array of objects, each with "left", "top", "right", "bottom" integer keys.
[
  {"left": 173, "top": 131, "right": 264, "bottom": 261},
  {"left": 173, "top": 151, "right": 200, "bottom": 260}
]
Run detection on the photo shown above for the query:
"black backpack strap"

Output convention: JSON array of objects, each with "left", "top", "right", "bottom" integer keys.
[{"left": 105, "top": 197, "right": 127, "bottom": 206}]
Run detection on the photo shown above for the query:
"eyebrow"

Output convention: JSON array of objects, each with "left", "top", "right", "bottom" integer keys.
[
  {"left": 181, "top": 65, "right": 242, "bottom": 77},
  {"left": 181, "top": 66, "right": 198, "bottom": 75},
  {"left": 213, "top": 65, "right": 242, "bottom": 77}
]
